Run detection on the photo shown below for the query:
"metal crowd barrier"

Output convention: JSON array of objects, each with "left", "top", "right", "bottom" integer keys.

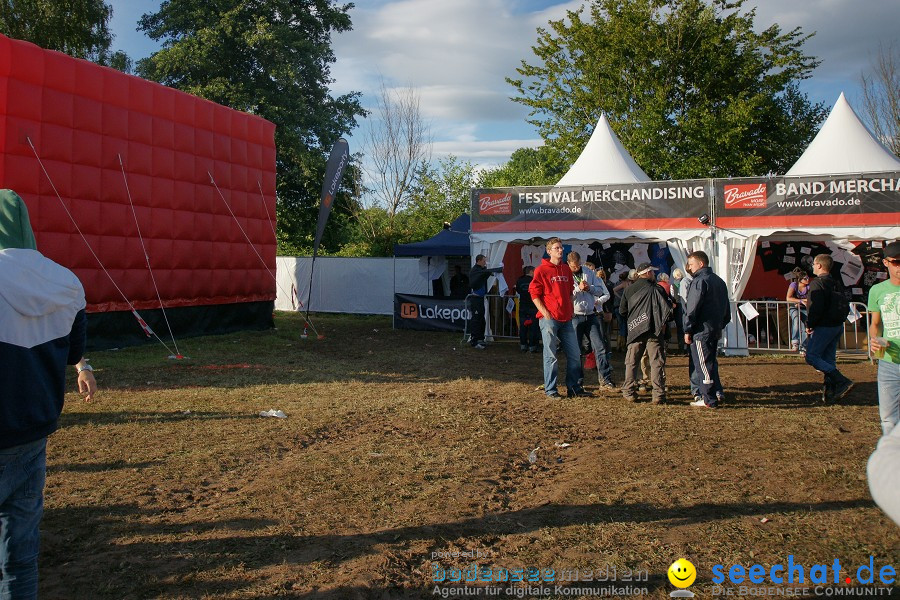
[
  {"left": 462, "top": 293, "right": 521, "bottom": 342},
  {"left": 723, "top": 299, "right": 871, "bottom": 358}
]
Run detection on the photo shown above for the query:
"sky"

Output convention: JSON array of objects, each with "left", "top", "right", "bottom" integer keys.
[{"left": 108, "top": 0, "right": 900, "bottom": 170}]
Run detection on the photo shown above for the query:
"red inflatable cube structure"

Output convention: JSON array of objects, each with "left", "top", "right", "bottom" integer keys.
[{"left": 0, "top": 34, "right": 278, "bottom": 345}]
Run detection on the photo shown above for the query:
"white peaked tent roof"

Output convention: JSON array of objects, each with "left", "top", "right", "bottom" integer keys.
[
  {"left": 557, "top": 113, "right": 651, "bottom": 185},
  {"left": 786, "top": 92, "right": 900, "bottom": 176}
]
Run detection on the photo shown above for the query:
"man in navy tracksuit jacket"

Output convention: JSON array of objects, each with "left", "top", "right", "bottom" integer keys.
[
  {"left": 683, "top": 250, "right": 731, "bottom": 408},
  {"left": 0, "top": 189, "right": 94, "bottom": 598}
]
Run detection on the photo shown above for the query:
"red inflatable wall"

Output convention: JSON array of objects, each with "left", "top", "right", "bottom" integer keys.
[{"left": 0, "top": 34, "right": 277, "bottom": 313}]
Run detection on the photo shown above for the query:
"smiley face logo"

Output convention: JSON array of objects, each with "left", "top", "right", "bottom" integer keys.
[{"left": 667, "top": 558, "right": 696, "bottom": 588}]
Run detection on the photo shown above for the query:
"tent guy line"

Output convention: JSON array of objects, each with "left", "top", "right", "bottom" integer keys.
[
  {"left": 208, "top": 171, "right": 321, "bottom": 338},
  {"left": 118, "top": 153, "right": 183, "bottom": 359},
  {"left": 26, "top": 136, "right": 179, "bottom": 357}
]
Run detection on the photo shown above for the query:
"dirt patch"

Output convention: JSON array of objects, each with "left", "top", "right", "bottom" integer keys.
[{"left": 39, "top": 313, "right": 896, "bottom": 599}]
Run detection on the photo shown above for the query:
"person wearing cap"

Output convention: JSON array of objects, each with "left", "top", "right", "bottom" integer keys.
[
  {"left": 619, "top": 261, "right": 672, "bottom": 404},
  {"left": 683, "top": 250, "right": 730, "bottom": 408},
  {"left": 0, "top": 189, "right": 96, "bottom": 598},
  {"left": 568, "top": 251, "right": 615, "bottom": 390},
  {"left": 867, "top": 240, "right": 900, "bottom": 436}
]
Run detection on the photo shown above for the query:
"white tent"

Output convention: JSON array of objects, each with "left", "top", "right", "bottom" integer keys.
[
  {"left": 557, "top": 114, "right": 651, "bottom": 186},
  {"left": 786, "top": 92, "right": 900, "bottom": 176}
]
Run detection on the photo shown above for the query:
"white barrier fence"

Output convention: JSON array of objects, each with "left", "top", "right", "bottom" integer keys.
[
  {"left": 724, "top": 300, "right": 871, "bottom": 358},
  {"left": 465, "top": 295, "right": 872, "bottom": 360}
]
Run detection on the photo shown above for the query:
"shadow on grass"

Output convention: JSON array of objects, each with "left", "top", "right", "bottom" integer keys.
[
  {"left": 40, "top": 498, "right": 871, "bottom": 599},
  {"left": 719, "top": 381, "right": 878, "bottom": 409},
  {"left": 58, "top": 410, "right": 262, "bottom": 428},
  {"left": 47, "top": 460, "right": 164, "bottom": 473}
]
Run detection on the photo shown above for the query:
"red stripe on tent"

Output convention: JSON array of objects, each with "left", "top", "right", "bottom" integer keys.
[
  {"left": 471, "top": 217, "right": 701, "bottom": 233},
  {"left": 716, "top": 213, "right": 899, "bottom": 229}
]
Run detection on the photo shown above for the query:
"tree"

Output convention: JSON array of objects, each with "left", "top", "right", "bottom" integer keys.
[
  {"left": 136, "top": 0, "right": 364, "bottom": 255},
  {"left": 477, "top": 146, "right": 566, "bottom": 187},
  {"left": 0, "top": 0, "right": 130, "bottom": 70},
  {"left": 352, "top": 82, "right": 431, "bottom": 254},
  {"left": 508, "top": 0, "right": 826, "bottom": 179},
  {"left": 406, "top": 155, "right": 475, "bottom": 241},
  {"left": 860, "top": 42, "right": 900, "bottom": 156}
]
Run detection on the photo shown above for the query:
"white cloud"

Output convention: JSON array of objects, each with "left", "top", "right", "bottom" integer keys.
[{"left": 333, "top": 0, "right": 899, "bottom": 167}]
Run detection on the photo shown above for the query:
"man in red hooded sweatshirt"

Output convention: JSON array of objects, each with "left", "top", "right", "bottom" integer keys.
[{"left": 529, "top": 237, "right": 590, "bottom": 398}]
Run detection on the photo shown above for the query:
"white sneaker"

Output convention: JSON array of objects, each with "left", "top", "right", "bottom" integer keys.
[{"left": 690, "top": 398, "right": 707, "bottom": 407}]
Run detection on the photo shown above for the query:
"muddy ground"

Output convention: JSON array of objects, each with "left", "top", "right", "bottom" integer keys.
[{"left": 39, "top": 313, "right": 897, "bottom": 599}]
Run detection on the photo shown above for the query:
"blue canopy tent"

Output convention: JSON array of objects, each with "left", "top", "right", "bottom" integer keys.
[
  {"left": 393, "top": 214, "right": 470, "bottom": 257},
  {"left": 391, "top": 215, "right": 471, "bottom": 326}
]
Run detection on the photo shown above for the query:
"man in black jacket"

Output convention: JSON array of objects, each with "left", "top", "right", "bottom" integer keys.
[
  {"left": 466, "top": 254, "right": 503, "bottom": 349},
  {"left": 805, "top": 253, "right": 853, "bottom": 401},
  {"left": 683, "top": 251, "right": 730, "bottom": 408},
  {"left": 619, "top": 262, "right": 672, "bottom": 404}
]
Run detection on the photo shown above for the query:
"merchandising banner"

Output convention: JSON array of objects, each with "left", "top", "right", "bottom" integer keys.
[
  {"left": 394, "top": 293, "right": 469, "bottom": 332},
  {"left": 715, "top": 171, "right": 900, "bottom": 229},
  {"left": 471, "top": 180, "right": 710, "bottom": 233}
]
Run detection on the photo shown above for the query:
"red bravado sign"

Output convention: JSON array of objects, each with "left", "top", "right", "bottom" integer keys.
[
  {"left": 479, "top": 193, "right": 512, "bottom": 215},
  {"left": 723, "top": 183, "right": 767, "bottom": 209}
]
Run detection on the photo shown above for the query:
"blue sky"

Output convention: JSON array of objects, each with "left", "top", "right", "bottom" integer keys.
[{"left": 108, "top": 0, "right": 900, "bottom": 170}]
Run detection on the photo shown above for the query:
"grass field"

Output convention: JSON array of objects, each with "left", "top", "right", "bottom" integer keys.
[{"left": 40, "top": 312, "right": 897, "bottom": 599}]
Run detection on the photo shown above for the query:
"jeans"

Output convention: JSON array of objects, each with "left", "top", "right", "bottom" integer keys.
[
  {"left": 539, "top": 317, "right": 583, "bottom": 396},
  {"left": 788, "top": 305, "right": 808, "bottom": 348},
  {"left": 805, "top": 325, "right": 843, "bottom": 374},
  {"left": 877, "top": 359, "right": 900, "bottom": 437},
  {"left": 572, "top": 313, "right": 613, "bottom": 384},
  {"left": 0, "top": 438, "right": 46, "bottom": 600}
]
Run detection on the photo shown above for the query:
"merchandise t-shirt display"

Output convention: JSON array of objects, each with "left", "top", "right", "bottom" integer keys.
[{"left": 868, "top": 280, "right": 900, "bottom": 364}]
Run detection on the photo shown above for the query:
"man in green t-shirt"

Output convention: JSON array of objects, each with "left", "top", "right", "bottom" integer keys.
[{"left": 868, "top": 240, "right": 900, "bottom": 436}]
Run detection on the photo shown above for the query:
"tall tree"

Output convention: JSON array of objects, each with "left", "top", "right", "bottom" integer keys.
[
  {"left": 352, "top": 82, "right": 432, "bottom": 254},
  {"left": 508, "top": 0, "right": 826, "bottom": 179},
  {"left": 0, "top": 0, "right": 130, "bottom": 68},
  {"left": 136, "top": 0, "right": 364, "bottom": 255},
  {"left": 860, "top": 42, "right": 900, "bottom": 156}
]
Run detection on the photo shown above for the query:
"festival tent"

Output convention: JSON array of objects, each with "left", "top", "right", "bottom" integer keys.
[
  {"left": 0, "top": 34, "right": 278, "bottom": 349},
  {"left": 469, "top": 97, "right": 900, "bottom": 354},
  {"left": 470, "top": 114, "right": 709, "bottom": 297},
  {"left": 786, "top": 93, "right": 900, "bottom": 176},
  {"left": 557, "top": 114, "right": 651, "bottom": 186}
]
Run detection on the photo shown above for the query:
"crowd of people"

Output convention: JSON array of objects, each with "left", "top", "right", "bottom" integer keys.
[
  {"left": 464, "top": 236, "right": 900, "bottom": 527},
  {"left": 469, "top": 238, "right": 731, "bottom": 407}
]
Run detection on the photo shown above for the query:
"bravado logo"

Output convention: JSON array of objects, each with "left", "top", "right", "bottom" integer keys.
[
  {"left": 479, "top": 193, "right": 513, "bottom": 215},
  {"left": 723, "top": 183, "right": 767, "bottom": 209},
  {"left": 400, "top": 303, "right": 418, "bottom": 319}
]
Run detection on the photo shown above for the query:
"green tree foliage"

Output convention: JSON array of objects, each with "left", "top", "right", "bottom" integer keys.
[
  {"left": 508, "top": 0, "right": 827, "bottom": 179},
  {"left": 0, "top": 0, "right": 130, "bottom": 69},
  {"left": 136, "top": 0, "right": 364, "bottom": 255},
  {"left": 477, "top": 146, "right": 566, "bottom": 188},
  {"left": 342, "top": 155, "right": 476, "bottom": 257},
  {"left": 406, "top": 155, "right": 474, "bottom": 241}
]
